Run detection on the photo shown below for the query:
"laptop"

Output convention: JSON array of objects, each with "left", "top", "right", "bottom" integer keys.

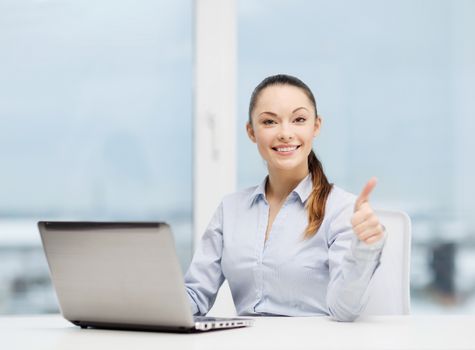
[{"left": 38, "top": 221, "right": 254, "bottom": 332}]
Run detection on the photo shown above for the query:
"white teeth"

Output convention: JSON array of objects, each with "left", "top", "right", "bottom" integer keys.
[{"left": 276, "top": 146, "right": 298, "bottom": 152}]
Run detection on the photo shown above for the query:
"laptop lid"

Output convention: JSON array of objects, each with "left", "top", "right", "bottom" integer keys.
[{"left": 38, "top": 221, "right": 196, "bottom": 330}]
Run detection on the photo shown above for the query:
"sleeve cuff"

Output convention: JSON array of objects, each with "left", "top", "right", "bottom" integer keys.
[
  {"left": 351, "top": 225, "right": 387, "bottom": 261},
  {"left": 187, "top": 292, "right": 201, "bottom": 316}
]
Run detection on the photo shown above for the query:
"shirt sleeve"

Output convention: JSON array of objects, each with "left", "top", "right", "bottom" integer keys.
[
  {"left": 325, "top": 200, "right": 386, "bottom": 322},
  {"left": 184, "top": 201, "right": 226, "bottom": 316}
]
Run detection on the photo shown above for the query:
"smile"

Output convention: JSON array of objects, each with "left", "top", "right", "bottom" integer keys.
[{"left": 272, "top": 145, "right": 301, "bottom": 153}]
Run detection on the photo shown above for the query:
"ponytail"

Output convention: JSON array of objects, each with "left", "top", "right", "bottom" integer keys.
[{"left": 304, "top": 150, "right": 333, "bottom": 239}]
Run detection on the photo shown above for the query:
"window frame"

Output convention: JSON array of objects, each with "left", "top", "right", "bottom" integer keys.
[{"left": 193, "top": 0, "right": 237, "bottom": 246}]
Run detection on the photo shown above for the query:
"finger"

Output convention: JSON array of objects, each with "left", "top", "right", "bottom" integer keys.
[
  {"left": 351, "top": 203, "right": 373, "bottom": 227},
  {"left": 353, "top": 216, "right": 379, "bottom": 235},
  {"left": 358, "top": 226, "right": 384, "bottom": 241},
  {"left": 364, "top": 234, "right": 383, "bottom": 245},
  {"left": 354, "top": 177, "right": 378, "bottom": 211}
]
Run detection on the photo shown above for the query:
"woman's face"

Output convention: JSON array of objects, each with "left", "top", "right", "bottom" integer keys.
[{"left": 247, "top": 84, "right": 321, "bottom": 173}]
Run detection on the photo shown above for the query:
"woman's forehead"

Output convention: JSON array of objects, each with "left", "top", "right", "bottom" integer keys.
[{"left": 255, "top": 85, "right": 314, "bottom": 111}]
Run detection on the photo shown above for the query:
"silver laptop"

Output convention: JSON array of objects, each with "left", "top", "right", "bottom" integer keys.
[{"left": 38, "top": 221, "right": 253, "bottom": 332}]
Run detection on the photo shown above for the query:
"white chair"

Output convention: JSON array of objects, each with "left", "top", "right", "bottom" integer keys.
[
  {"left": 362, "top": 209, "right": 412, "bottom": 315},
  {"left": 209, "top": 209, "right": 412, "bottom": 317}
]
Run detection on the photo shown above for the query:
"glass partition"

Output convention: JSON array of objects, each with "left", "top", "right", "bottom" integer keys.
[{"left": 0, "top": 0, "right": 193, "bottom": 314}]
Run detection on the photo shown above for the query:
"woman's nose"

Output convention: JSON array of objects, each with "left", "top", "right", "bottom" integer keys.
[
  {"left": 278, "top": 133, "right": 293, "bottom": 141},
  {"left": 277, "top": 124, "right": 294, "bottom": 141}
]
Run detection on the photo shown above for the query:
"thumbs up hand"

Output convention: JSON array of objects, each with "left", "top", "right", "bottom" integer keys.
[{"left": 351, "top": 177, "right": 385, "bottom": 245}]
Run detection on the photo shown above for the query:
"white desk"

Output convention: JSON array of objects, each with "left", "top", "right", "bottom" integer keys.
[{"left": 1, "top": 314, "right": 474, "bottom": 350}]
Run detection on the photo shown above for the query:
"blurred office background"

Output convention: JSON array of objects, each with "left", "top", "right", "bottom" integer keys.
[{"left": 1, "top": 0, "right": 474, "bottom": 315}]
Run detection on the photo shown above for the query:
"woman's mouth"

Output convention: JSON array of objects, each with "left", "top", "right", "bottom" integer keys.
[{"left": 271, "top": 145, "right": 301, "bottom": 156}]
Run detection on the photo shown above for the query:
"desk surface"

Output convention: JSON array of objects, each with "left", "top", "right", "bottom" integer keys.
[{"left": 1, "top": 314, "right": 474, "bottom": 350}]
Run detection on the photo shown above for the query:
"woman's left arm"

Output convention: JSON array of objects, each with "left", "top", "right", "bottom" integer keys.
[{"left": 326, "top": 178, "right": 386, "bottom": 322}]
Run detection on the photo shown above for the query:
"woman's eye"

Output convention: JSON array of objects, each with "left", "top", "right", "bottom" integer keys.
[
  {"left": 263, "top": 119, "right": 276, "bottom": 125},
  {"left": 295, "top": 117, "right": 307, "bottom": 123}
]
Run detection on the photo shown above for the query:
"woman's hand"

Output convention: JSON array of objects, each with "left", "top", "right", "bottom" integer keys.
[{"left": 351, "top": 177, "right": 385, "bottom": 244}]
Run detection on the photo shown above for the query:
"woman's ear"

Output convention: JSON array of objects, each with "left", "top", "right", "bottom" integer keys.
[
  {"left": 314, "top": 115, "right": 322, "bottom": 137},
  {"left": 246, "top": 122, "right": 257, "bottom": 143}
]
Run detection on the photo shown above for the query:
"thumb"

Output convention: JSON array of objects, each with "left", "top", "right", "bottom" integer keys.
[{"left": 354, "top": 177, "right": 378, "bottom": 211}]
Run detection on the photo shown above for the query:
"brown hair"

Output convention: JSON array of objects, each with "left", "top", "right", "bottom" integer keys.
[{"left": 248, "top": 74, "right": 333, "bottom": 239}]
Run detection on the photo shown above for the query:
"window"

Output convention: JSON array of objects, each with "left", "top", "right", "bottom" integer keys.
[{"left": 0, "top": 0, "right": 192, "bottom": 314}]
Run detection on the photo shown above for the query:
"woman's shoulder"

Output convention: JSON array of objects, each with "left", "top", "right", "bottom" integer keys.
[
  {"left": 221, "top": 185, "right": 259, "bottom": 205},
  {"left": 326, "top": 185, "right": 357, "bottom": 216}
]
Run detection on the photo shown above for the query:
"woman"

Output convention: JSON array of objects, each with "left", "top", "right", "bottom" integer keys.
[{"left": 185, "top": 74, "right": 386, "bottom": 322}]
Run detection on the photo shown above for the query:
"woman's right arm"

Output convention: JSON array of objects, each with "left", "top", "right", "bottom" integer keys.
[{"left": 184, "top": 202, "right": 225, "bottom": 316}]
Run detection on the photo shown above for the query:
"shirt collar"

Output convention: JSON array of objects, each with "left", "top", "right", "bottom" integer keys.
[
  {"left": 248, "top": 176, "right": 268, "bottom": 207},
  {"left": 293, "top": 173, "right": 313, "bottom": 203},
  {"left": 248, "top": 173, "right": 313, "bottom": 207}
]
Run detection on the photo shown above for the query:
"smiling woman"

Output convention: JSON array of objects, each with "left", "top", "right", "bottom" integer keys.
[
  {"left": 237, "top": 0, "right": 475, "bottom": 315},
  {"left": 184, "top": 74, "right": 386, "bottom": 321}
]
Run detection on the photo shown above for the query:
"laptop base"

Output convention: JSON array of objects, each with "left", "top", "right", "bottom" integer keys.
[{"left": 71, "top": 318, "right": 252, "bottom": 333}]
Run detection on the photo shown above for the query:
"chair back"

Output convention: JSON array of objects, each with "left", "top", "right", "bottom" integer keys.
[{"left": 362, "top": 209, "right": 412, "bottom": 315}]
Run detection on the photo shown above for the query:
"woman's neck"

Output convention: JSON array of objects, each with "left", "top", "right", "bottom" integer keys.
[{"left": 266, "top": 165, "right": 310, "bottom": 203}]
